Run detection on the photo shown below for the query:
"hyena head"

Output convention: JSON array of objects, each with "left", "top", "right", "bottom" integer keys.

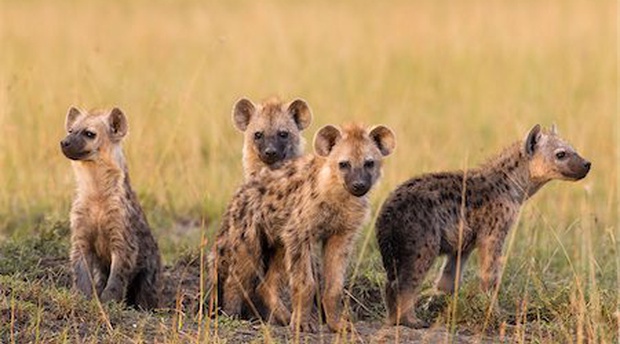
[
  {"left": 314, "top": 123, "right": 396, "bottom": 197},
  {"left": 524, "top": 124, "right": 591, "bottom": 182},
  {"left": 233, "top": 97, "right": 312, "bottom": 167},
  {"left": 60, "top": 107, "right": 128, "bottom": 161}
]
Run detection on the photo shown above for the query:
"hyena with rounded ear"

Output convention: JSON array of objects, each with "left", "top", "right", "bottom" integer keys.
[
  {"left": 212, "top": 123, "right": 396, "bottom": 332},
  {"left": 232, "top": 97, "right": 312, "bottom": 178},
  {"left": 60, "top": 107, "right": 162, "bottom": 310},
  {"left": 376, "top": 124, "right": 591, "bottom": 328},
  {"left": 208, "top": 97, "right": 312, "bottom": 317}
]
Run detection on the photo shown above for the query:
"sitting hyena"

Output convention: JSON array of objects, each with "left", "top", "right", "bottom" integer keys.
[
  {"left": 60, "top": 107, "right": 162, "bottom": 310},
  {"left": 375, "top": 124, "right": 591, "bottom": 328},
  {"left": 208, "top": 97, "right": 312, "bottom": 316},
  {"left": 212, "top": 123, "right": 395, "bottom": 332},
  {"left": 232, "top": 96, "right": 312, "bottom": 178}
]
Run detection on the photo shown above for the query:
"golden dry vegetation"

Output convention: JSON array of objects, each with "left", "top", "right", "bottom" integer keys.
[{"left": 0, "top": 0, "right": 617, "bottom": 343}]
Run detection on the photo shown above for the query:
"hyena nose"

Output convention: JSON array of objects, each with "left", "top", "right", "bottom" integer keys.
[
  {"left": 60, "top": 139, "right": 70, "bottom": 148},
  {"left": 351, "top": 181, "right": 368, "bottom": 193},
  {"left": 265, "top": 148, "right": 277, "bottom": 158},
  {"left": 584, "top": 161, "right": 591, "bottom": 170}
]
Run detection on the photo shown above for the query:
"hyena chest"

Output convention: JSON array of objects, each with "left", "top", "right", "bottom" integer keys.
[
  {"left": 74, "top": 199, "right": 126, "bottom": 260},
  {"left": 313, "top": 200, "right": 367, "bottom": 238}
]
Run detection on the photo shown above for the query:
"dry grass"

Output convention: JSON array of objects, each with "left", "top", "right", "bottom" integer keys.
[{"left": 0, "top": 0, "right": 617, "bottom": 342}]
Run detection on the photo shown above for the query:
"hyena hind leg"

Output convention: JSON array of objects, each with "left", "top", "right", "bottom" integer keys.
[
  {"left": 127, "top": 267, "right": 161, "bottom": 310},
  {"left": 435, "top": 252, "right": 471, "bottom": 294},
  {"left": 389, "top": 238, "right": 439, "bottom": 328}
]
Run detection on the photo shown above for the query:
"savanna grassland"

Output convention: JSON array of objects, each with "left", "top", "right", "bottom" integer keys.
[{"left": 0, "top": 0, "right": 617, "bottom": 343}]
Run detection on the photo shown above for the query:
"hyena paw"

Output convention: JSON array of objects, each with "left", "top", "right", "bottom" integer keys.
[
  {"left": 399, "top": 315, "right": 429, "bottom": 329},
  {"left": 290, "top": 319, "right": 317, "bottom": 333},
  {"left": 272, "top": 309, "right": 291, "bottom": 326},
  {"left": 100, "top": 287, "right": 123, "bottom": 303},
  {"left": 327, "top": 319, "right": 349, "bottom": 333}
]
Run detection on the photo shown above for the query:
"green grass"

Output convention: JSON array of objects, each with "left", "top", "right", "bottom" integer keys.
[{"left": 0, "top": 0, "right": 617, "bottom": 342}]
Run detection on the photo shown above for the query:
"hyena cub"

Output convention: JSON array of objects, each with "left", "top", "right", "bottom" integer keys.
[
  {"left": 209, "top": 97, "right": 312, "bottom": 316},
  {"left": 213, "top": 123, "right": 395, "bottom": 332},
  {"left": 60, "top": 107, "right": 162, "bottom": 310},
  {"left": 232, "top": 97, "right": 312, "bottom": 178},
  {"left": 376, "top": 124, "right": 590, "bottom": 328}
]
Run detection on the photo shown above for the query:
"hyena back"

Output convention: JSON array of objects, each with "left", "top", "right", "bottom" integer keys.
[
  {"left": 232, "top": 97, "right": 312, "bottom": 178},
  {"left": 60, "top": 107, "right": 162, "bottom": 310},
  {"left": 375, "top": 124, "right": 591, "bottom": 328},
  {"left": 212, "top": 123, "right": 395, "bottom": 332}
]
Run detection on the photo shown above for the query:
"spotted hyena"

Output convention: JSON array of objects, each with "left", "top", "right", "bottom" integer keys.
[
  {"left": 212, "top": 123, "right": 396, "bottom": 332},
  {"left": 232, "top": 97, "right": 312, "bottom": 178},
  {"left": 375, "top": 124, "right": 591, "bottom": 328},
  {"left": 207, "top": 97, "right": 312, "bottom": 316},
  {"left": 60, "top": 107, "right": 162, "bottom": 310}
]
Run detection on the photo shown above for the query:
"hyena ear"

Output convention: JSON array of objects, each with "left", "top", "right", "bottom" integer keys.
[
  {"left": 524, "top": 124, "right": 541, "bottom": 157},
  {"left": 314, "top": 125, "right": 341, "bottom": 157},
  {"left": 369, "top": 125, "right": 396, "bottom": 156},
  {"left": 550, "top": 123, "right": 558, "bottom": 135},
  {"left": 232, "top": 98, "right": 256, "bottom": 132},
  {"left": 65, "top": 106, "right": 83, "bottom": 132},
  {"left": 287, "top": 99, "right": 312, "bottom": 130},
  {"left": 108, "top": 107, "right": 128, "bottom": 140}
]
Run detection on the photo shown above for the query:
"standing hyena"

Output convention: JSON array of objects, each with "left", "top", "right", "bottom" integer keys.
[
  {"left": 60, "top": 107, "right": 162, "bottom": 310},
  {"left": 376, "top": 124, "right": 591, "bottom": 328},
  {"left": 213, "top": 123, "right": 396, "bottom": 332},
  {"left": 232, "top": 97, "right": 312, "bottom": 178}
]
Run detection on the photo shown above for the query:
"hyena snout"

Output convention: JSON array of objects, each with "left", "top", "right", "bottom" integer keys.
[
  {"left": 344, "top": 168, "right": 373, "bottom": 197},
  {"left": 565, "top": 156, "right": 591, "bottom": 180},
  {"left": 60, "top": 136, "right": 91, "bottom": 161},
  {"left": 258, "top": 138, "right": 287, "bottom": 165}
]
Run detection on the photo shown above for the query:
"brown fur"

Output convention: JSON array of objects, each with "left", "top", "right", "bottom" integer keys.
[
  {"left": 375, "top": 124, "right": 591, "bottom": 328},
  {"left": 232, "top": 96, "right": 312, "bottom": 178},
  {"left": 211, "top": 97, "right": 312, "bottom": 318},
  {"left": 60, "top": 107, "right": 162, "bottom": 310},
  {"left": 210, "top": 123, "right": 396, "bottom": 332}
]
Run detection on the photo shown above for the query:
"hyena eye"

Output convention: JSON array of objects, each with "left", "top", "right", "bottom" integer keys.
[
  {"left": 278, "top": 131, "right": 289, "bottom": 139},
  {"left": 555, "top": 151, "right": 567, "bottom": 160},
  {"left": 254, "top": 132, "right": 263, "bottom": 140},
  {"left": 83, "top": 130, "right": 97, "bottom": 139},
  {"left": 338, "top": 161, "right": 351, "bottom": 170},
  {"left": 364, "top": 160, "right": 375, "bottom": 169}
]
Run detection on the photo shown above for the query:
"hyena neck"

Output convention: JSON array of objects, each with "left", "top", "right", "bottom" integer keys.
[
  {"left": 73, "top": 146, "right": 129, "bottom": 199},
  {"left": 477, "top": 141, "right": 547, "bottom": 203},
  {"left": 242, "top": 147, "right": 260, "bottom": 178}
]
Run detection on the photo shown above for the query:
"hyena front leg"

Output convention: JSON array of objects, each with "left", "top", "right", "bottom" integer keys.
[
  {"left": 71, "top": 242, "right": 97, "bottom": 298},
  {"left": 286, "top": 240, "right": 316, "bottom": 332},
  {"left": 436, "top": 251, "right": 471, "bottom": 294},
  {"left": 321, "top": 232, "right": 355, "bottom": 332},
  {"left": 478, "top": 228, "right": 509, "bottom": 292},
  {"left": 101, "top": 249, "right": 137, "bottom": 303},
  {"left": 223, "top": 244, "right": 261, "bottom": 318},
  {"left": 257, "top": 246, "right": 291, "bottom": 325}
]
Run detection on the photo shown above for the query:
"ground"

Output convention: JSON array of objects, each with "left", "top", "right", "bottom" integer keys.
[
  {"left": 0, "top": 222, "right": 495, "bottom": 343},
  {"left": 1, "top": 221, "right": 616, "bottom": 343}
]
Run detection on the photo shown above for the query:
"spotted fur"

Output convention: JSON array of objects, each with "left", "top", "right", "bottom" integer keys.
[
  {"left": 211, "top": 123, "right": 395, "bottom": 332},
  {"left": 375, "top": 124, "right": 591, "bottom": 328}
]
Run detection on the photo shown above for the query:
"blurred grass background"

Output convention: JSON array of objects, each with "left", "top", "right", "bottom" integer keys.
[{"left": 0, "top": 0, "right": 617, "bottom": 341}]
